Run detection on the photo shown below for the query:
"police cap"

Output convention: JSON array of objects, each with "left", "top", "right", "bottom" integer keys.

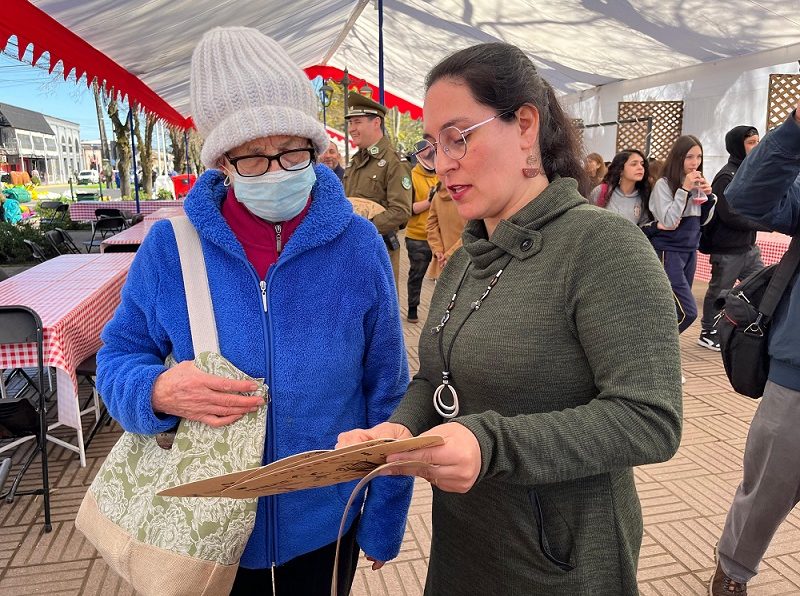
[{"left": 345, "top": 92, "right": 387, "bottom": 119}]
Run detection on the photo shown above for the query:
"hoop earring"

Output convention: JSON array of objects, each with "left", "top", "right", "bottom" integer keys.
[
  {"left": 223, "top": 174, "right": 231, "bottom": 187},
  {"left": 522, "top": 152, "right": 540, "bottom": 178}
]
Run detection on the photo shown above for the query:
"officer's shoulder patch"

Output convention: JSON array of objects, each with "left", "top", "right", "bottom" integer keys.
[
  {"left": 378, "top": 159, "right": 386, "bottom": 167},
  {"left": 401, "top": 176, "right": 411, "bottom": 190}
]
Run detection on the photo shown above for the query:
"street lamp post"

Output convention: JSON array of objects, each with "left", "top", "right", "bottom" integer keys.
[
  {"left": 342, "top": 68, "right": 351, "bottom": 163},
  {"left": 359, "top": 83, "right": 372, "bottom": 97},
  {"left": 319, "top": 82, "right": 333, "bottom": 128}
]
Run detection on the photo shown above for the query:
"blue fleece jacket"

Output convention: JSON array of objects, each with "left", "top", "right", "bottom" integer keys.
[
  {"left": 726, "top": 111, "right": 800, "bottom": 391},
  {"left": 97, "top": 164, "right": 413, "bottom": 567}
]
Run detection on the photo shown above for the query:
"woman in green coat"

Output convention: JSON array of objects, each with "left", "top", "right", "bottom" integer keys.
[{"left": 339, "top": 42, "right": 683, "bottom": 595}]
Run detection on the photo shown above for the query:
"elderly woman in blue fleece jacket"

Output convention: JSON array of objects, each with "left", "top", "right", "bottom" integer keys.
[{"left": 96, "top": 27, "right": 412, "bottom": 596}]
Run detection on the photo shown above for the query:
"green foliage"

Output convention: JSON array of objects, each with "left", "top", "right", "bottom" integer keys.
[
  {"left": 31, "top": 175, "right": 41, "bottom": 186},
  {"left": 156, "top": 188, "right": 174, "bottom": 200},
  {"left": 0, "top": 221, "right": 56, "bottom": 264}
]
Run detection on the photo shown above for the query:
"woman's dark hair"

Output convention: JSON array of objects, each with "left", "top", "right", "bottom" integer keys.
[
  {"left": 603, "top": 149, "right": 651, "bottom": 198},
  {"left": 425, "top": 43, "right": 588, "bottom": 194},
  {"left": 662, "top": 135, "right": 703, "bottom": 193}
]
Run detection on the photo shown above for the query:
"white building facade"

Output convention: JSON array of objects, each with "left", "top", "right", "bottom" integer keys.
[
  {"left": 44, "top": 115, "right": 84, "bottom": 184},
  {"left": 0, "top": 102, "right": 83, "bottom": 184}
]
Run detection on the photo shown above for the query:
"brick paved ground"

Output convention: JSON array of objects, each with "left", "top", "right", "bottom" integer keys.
[{"left": 2, "top": 248, "right": 800, "bottom": 595}]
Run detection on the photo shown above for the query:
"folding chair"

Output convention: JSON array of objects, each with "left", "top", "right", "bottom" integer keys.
[
  {"left": 74, "top": 354, "right": 107, "bottom": 452},
  {"left": 23, "top": 239, "right": 49, "bottom": 263},
  {"left": 83, "top": 216, "right": 126, "bottom": 252},
  {"left": 45, "top": 228, "right": 81, "bottom": 255},
  {"left": 0, "top": 306, "right": 52, "bottom": 532},
  {"left": 39, "top": 201, "right": 69, "bottom": 227},
  {"left": 94, "top": 207, "right": 125, "bottom": 220}
]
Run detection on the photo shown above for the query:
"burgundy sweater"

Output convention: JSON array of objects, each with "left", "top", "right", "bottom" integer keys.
[{"left": 220, "top": 186, "right": 311, "bottom": 279}]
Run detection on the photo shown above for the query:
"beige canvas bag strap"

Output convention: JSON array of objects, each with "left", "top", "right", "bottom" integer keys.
[{"left": 169, "top": 216, "right": 219, "bottom": 354}]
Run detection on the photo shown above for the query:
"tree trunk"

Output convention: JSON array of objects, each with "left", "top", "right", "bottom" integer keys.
[
  {"left": 188, "top": 129, "right": 203, "bottom": 175},
  {"left": 107, "top": 97, "right": 132, "bottom": 199},
  {"left": 168, "top": 128, "right": 186, "bottom": 174},
  {"left": 134, "top": 110, "right": 157, "bottom": 196}
]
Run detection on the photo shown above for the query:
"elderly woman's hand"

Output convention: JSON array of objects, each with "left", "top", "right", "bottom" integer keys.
[
  {"left": 151, "top": 360, "right": 266, "bottom": 427},
  {"left": 385, "top": 422, "right": 481, "bottom": 493}
]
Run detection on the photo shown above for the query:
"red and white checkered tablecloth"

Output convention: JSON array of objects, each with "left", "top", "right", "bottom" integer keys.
[
  {"left": 143, "top": 206, "right": 185, "bottom": 233},
  {"left": 0, "top": 253, "right": 135, "bottom": 430},
  {"left": 100, "top": 221, "right": 147, "bottom": 252},
  {"left": 695, "top": 232, "right": 792, "bottom": 282},
  {"left": 68, "top": 199, "right": 184, "bottom": 222}
]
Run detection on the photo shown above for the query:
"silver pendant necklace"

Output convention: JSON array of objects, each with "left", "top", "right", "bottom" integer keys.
[{"left": 431, "top": 257, "right": 512, "bottom": 419}]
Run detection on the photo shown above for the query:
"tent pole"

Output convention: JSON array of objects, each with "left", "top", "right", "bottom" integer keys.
[
  {"left": 378, "top": 0, "right": 385, "bottom": 105},
  {"left": 343, "top": 68, "right": 351, "bottom": 163},
  {"left": 156, "top": 122, "right": 164, "bottom": 175},
  {"left": 128, "top": 109, "right": 141, "bottom": 213},
  {"left": 184, "top": 130, "right": 190, "bottom": 177}
]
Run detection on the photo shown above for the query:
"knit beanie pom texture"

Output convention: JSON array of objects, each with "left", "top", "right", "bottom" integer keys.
[{"left": 190, "top": 27, "right": 329, "bottom": 169}]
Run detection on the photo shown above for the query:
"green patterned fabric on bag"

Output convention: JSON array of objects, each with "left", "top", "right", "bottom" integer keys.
[{"left": 90, "top": 352, "right": 268, "bottom": 564}]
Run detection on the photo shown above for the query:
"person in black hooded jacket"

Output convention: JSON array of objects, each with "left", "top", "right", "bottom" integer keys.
[{"left": 697, "top": 125, "right": 771, "bottom": 350}]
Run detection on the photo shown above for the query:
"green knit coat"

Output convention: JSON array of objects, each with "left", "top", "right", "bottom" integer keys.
[{"left": 391, "top": 177, "right": 683, "bottom": 595}]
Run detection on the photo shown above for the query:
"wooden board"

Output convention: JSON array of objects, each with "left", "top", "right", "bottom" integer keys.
[{"left": 158, "top": 436, "right": 443, "bottom": 498}]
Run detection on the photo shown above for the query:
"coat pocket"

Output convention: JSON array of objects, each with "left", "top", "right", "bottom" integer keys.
[{"left": 528, "top": 489, "right": 576, "bottom": 573}]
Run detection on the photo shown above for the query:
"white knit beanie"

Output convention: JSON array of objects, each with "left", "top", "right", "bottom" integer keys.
[{"left": 190, "top": 27, "right": 329, "bottom": 169}]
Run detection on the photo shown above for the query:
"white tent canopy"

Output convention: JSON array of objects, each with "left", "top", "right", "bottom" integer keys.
[{"left": 14, "top": 0, "right": 800, "bottom": 123}]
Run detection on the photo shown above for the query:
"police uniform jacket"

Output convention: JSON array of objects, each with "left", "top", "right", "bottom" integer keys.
[{"left": 344, "top": 136, "right": 412, "bottom": 235}]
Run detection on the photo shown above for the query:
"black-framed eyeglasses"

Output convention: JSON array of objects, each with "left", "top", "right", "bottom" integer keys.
[
  {"left": 412, "top": 112, "right": 512, "bottom": 170},
  {"left": 224, "top": 147, "right": 316, "bottom": 177}
]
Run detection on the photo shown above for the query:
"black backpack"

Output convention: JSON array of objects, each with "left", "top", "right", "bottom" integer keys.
[{"left": 714, "top": 234, "right": 800, "bottom": 398}]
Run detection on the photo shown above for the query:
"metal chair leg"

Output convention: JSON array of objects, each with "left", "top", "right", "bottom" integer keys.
[{"left": 0, "top": 458, "right": 10, "bottom": 493}]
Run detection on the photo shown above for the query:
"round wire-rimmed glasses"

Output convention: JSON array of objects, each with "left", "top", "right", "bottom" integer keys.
[
  {"left": 224, "top": 147, "right": 316, "bottom": 177},
  {"left": 412, "top": 112, "right": 512, "bottom": 170}
]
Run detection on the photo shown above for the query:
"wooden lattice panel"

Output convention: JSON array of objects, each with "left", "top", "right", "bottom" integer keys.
[
  {"left": 767, "top": 74, "right": 800, "bottom": 131},
  {"left": 571, "top": 118, "right": 584, "bottom": 150},
  {"left": 616, "top": 101, "right": 683, "bottom": 160}
]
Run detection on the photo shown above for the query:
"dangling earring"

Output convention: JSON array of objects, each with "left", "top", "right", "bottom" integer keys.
[
  {"left": 522, "top": 151, "right": 540, "bottom": 178},
  {"left": 220, "top": 166, "right": 231, "bottom": 187}
]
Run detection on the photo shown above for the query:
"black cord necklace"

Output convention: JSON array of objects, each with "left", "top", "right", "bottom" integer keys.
[{"left": 431, "top": 256, "right": 513, "bottom": 419}]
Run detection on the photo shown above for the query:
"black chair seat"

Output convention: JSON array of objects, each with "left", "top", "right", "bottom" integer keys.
[{"left": 75, "top": 354, "right": 96, "bottom": 377}]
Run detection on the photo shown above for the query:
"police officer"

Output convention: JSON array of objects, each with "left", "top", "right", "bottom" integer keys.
[{"left": 344, "top": 92, "right": 412, "bottom": 289}]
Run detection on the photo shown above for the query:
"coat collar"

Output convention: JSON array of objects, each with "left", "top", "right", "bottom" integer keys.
[
  {"left": 353, "top": 135, "right": 390, "bottom": 166},
  {"left": 184, "top": 164, "right": 354, "bottom": 262},
  {"left": 462, "top": 177, "right": 586, "bottom": 277}
]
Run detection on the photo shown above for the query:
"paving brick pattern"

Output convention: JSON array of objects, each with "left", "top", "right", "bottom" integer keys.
[{"left": 2, "top": 249, "right": 800, "bottom": 595}]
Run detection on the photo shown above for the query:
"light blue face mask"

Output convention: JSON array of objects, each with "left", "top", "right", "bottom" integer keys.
[{"left": 230, "top": 163, "right": 316, "bottom": 222}]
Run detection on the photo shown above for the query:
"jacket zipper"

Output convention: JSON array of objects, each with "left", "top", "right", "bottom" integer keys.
[
  {"left": 241, "top": 222, "right": 291, "bottom": 569},
  {"left": 264, "top": 265, "right": 279, "bottom": 569},
  {"left": 260, "top": 280, "right": 267, "bottom": 312},
  {"left": 264, "top": 222, "right": 285, "bottom": 567},
  {"left": 216, "top": 227, "right": 292, "bottom": 571}
]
